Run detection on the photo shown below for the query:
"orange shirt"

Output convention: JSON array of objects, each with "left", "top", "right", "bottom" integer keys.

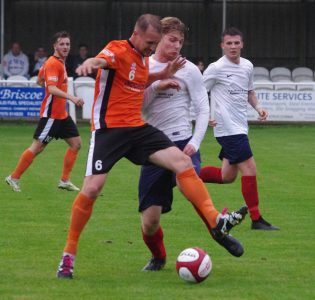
[
  {"left": 40, "top": 56, "right": 68, "bottom": 119},
  {"left": 91, "top": 40, "right": 149, "bottom": 130}
]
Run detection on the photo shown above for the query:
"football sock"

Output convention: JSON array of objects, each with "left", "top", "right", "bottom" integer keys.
[
  {"left": 64, "top": 192, "right": 95, "bottom": 255},
  {"left": 61, "top": 148, "right": 78, "bottom": 182},
  {"left": 199, "top": 166, "right": 223, "bottom": 183},
  {"left": 241, "top": 176, "right": 261, "bottom": 221},
  {"left": 142, "top": 226, "right": 166, "bottom": 260},
  {"left": 176, "top": 168, "right": 219, "bottom": 229},
  {"left": 11, "top": 149, "right": 35, "bottom": 179}
]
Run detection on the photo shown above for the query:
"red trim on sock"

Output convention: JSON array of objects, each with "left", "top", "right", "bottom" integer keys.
[
  {"left": 142, "top": 227, "right": 166, "bottom": 260},
  {"left": 241, "top": 176, "right": 261, "bottom": 221},
  {"left": 200, "top": 166, "right": 223, "bottom": 183}
]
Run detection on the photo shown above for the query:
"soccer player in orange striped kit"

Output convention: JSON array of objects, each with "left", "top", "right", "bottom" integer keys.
[
  {"left": 56, "top": 14, "right": 247, "bottom": 279},
  {"left": 5, "top": 31, "right": 84, "bottom": 192}
]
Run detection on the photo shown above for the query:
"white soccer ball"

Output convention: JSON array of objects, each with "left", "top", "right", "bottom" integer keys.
[{"left": 176, "top": 247, "right": 212, "bottom": 283}]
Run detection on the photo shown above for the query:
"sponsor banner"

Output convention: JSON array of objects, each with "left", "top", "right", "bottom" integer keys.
[
  {"left": 0, "top": 87, "right": 44, "bottom": 118},
  {"left": 248, "top": 90, "right": 315, "bottom": 122}
]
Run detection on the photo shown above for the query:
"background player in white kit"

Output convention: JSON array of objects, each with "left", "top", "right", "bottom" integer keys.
[
  {"left": 139, "top": 18, "right": 247, "bottom": 271},
  {"left": 200, "top": 27, "right": 279, "bottom": 231}
]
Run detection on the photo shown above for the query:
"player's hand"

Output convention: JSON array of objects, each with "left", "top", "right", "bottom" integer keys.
[
  {"left": 183, "top": 144, "right": 196, "bottom": 157},
  {"left": 73, "top": 96, "right": 84, "bottom": 107},
  {"left": 36, "top": 77, "right": 45, "bottom": 87},
  {"left": 76, "top": 58, "right": 106, "bottom": 76},
  {"left": 76, "top": 62, "right": 95, "bottom": 76},
  {"left": 155, "top": 79, "right": 180, "bottom": 92},
  {"left": 257, "top": 107, "right": 268, "bottom": 121},
  {"left": 208, "top": 119, "right": 217, "bottom": 127},
  {"left": 164, "top": 56, "right": 186, "bottom": 78}
]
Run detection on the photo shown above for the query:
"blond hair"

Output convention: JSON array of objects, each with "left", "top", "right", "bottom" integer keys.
[{"left": 160, "top": 17, "right": 187, "bottom": 36}]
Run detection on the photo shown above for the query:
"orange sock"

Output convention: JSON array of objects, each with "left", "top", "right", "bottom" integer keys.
[
  {"left": 61, "top": 148, "right": 78, "bottom": 182},
  {"left": 176, "top": 168, "right": 219, "bottom": 229},
  {"left": 64, "top": 193, "right": 95, "bottom": 255},
  {"left": 11, "top": 149, "right": 35, "bottom": 179}
]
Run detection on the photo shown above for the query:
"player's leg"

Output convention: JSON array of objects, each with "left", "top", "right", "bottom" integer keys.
[
  {"left": 58, "top": 136, "right": 81, "bottom": 191},
  {"left": 133, "top": 125, "right": 246, "bottom": 257},
  {"left": 6, "top": 139, "right": 45, "bottom": 192},
  {"left": 58, "top": 117, "right": 81, "bottom": 191},
  {"left": 238, "top": 157, "right": 279, "bottom": 230},
  {"left": 149, "top": 147, "right": 247, "bottom": 241},
  {"left": 6, "top": 118, "right": 61, "bottom": 191},
  {"left": 200, "top": 158, "right": 238, "bottom": 183},
  {"left": 139, "top": 163, "right": 174, "bottom": 271},
  {"left": 221, "top": 158, "right": 238, "bottom": 182},
  {"left": 57, "top": 128, "right": 129, "bottom": 279},
  {"left": 57, "top": 174, "right": 107, "bottom": 279},
  {"left": 141, "top": 206, "right": 166, "bottom": 271}
]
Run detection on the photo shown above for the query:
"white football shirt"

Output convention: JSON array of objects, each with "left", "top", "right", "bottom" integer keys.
[
  {"left": 203, "top": 55, "right": 254, "bottom": 137},
  {"left": 143, "top": 56, "right": 209, "bottom": 151}
]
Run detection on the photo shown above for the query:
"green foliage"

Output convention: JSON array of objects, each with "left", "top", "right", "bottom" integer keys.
[{"left": 0, "top": 123, "right": 314, "bottom": 300}]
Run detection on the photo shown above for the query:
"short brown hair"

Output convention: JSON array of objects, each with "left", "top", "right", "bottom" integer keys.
[
  {"left": 221, "top": 27, "right": 243, "bottom": 41},
  {"left": 135, "top": 14, "right": 161, "bottom": 34},
  {"left": 52, "top": 31, "right": 70, "bottom": 45},
  {"left": 161, "top": 17, "right": 187, "bottom": 36}
]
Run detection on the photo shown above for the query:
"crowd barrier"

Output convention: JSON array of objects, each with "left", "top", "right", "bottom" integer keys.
[{"left": 1, "top": 78, "right": 315, "bottom": 122}]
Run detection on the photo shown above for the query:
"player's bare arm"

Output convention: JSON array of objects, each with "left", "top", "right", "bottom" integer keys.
[
  {"left": 76, "top": 57, "right": 108, "bottom": 76},
  {"left": 48, "top": 85, "right": 84, "bottom": 107},
  {"left": 248, "top": 90, "right": 268, "bottom": 121},
  {"left": 147, "top": 56, "right": 186, "bottom": 86}
]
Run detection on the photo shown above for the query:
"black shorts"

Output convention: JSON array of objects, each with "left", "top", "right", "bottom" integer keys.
[
  {"left": 138, "top": 137, "right": 201, "bottom": 214},
  {"left": 85, "top": 124, "right": 175, "bottom": 176},
  {"left": 33, "top": 116, "right": 79, "bottom": 144},
  {"left": 216, "top": 134, "right": 253, "bottom": 164}
]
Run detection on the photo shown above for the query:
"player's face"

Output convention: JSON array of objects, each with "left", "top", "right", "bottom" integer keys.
[
  {"left": 54, "top": 37, "right": 71, "bottom": 60},
  {"left": 158, "top": 31, "right": 184, "bottom": 61},
  {"left": 221, "top": 35, "right": 243, "bottom": 63},
  {"left": 134, "top": 25, "right": 161, "bottom": 57}
]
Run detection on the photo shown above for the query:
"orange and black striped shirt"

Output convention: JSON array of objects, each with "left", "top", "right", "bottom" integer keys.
[
  {"left": 39, "top": 56, "right": 68, "bottom": 119},
  {"left": 91, "top": 40, "right": 149, "bottom": 130}
]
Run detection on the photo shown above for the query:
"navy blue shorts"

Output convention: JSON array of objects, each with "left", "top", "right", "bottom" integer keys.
[
  {"left": 138, "top": 137, "right": 201, "bottom": 214},
  {"left": 33, "top": 116, "right": 79, "bottom": 144},
  {"left": 216, "top": 134, "right": 253, "bottom": 164}
]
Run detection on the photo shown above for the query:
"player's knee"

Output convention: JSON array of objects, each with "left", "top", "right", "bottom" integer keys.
[
  {"left": 176, "top": 153, "right": 193, "bottom": 172},
  {"left": 142, "top": 219, "right": 160, "bottom": 235},
  {"left": 72, "top": 142, "right": 81, "bottom": 152},
  {"left": 82, "top": 183, "right": 102, "bottom": 198}
]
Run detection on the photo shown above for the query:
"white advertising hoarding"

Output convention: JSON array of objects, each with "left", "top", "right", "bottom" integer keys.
[{"left": 248, "top": 90, "right": 315, "bottom": 122}]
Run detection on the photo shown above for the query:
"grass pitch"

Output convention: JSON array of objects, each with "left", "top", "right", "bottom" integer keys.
[{"left": 0, "top": 123, "right": 314, "bottom": 300}]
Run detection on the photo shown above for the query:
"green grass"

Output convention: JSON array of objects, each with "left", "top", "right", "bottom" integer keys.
[{"left": 0, "top": 123, "right": 315, "bottom": 300}]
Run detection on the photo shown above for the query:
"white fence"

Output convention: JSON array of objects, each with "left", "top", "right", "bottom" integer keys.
[
  {"left": 0, "top": 77, "right": 95, "bottom": 122},
  {"left": 1, "top": 78, "right": 315, "bottom": 122}
]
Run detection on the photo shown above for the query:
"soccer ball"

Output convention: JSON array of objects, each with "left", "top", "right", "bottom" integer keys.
[{"left": 176, "top": 247, "right": 212, "bottom": 283}]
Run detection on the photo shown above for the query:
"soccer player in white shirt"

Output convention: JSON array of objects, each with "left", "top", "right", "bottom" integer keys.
[
  {"left": 139, "top": 19, "right": 248, "bottom": 272},
  {"left": 200, "top": 27, "right": 279, "bottom": 231}
]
